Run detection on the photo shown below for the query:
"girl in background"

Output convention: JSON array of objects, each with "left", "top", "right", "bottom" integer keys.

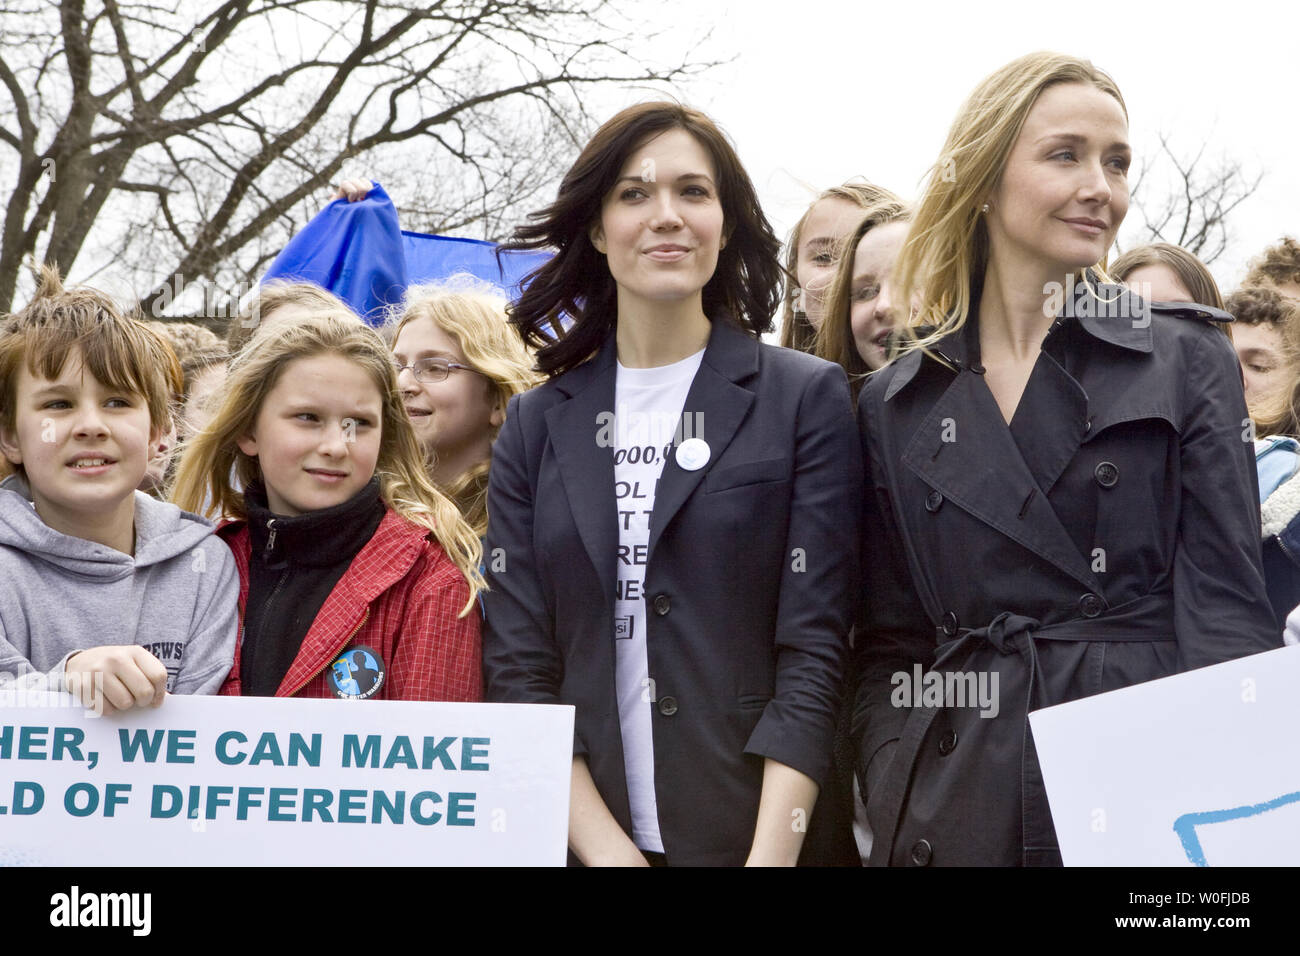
[
  {"left": 172, "top": 313, "right": 483, "bottom": 701},
  {"left": 817, "top": 198, "right": 912, "bottom": 401},
  {"left": 1111, "top": 242, "right": 1230, "bottom": 337},
  {"left": 780, "top": 181, "right": 894, "bottom": 353},
  {"left": 1111, "top": 242, "right": 1225, "bottom": 309},
  {"left": 385, "top": 280, "right": 541, "bottom": 537}
]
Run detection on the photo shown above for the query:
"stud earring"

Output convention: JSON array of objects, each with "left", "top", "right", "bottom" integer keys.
[{"left": 981, "top": 203, "right": 990, "bottom": 214}]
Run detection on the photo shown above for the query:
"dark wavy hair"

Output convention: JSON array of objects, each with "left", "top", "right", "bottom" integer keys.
[{"left": 501, "top": 102, "right": 783, "bottom": 378}]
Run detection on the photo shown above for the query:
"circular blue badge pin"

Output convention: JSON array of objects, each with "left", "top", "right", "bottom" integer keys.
[
  {"left": 675, "top": 437, "right": 710, "bottom": 471},
  {"left": 329, "top": 644, "right": 386, "bottom": 699}
]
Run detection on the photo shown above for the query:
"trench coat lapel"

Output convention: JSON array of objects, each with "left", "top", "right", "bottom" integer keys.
[
  {"left": 898, "top": 325, "right": 1102, "bottom": 595},
  {"left": 646, "top": 320, "right": 758, "bottom": 562},
  {"left": 1006, "top": 348, "right": 1090, "bottom": 496},
  {"left": 545, "top": 339, "right": 620, "bottom": 604},
  {"left": 1007, "top": 279, "right": 1156, "bottom": 493}
]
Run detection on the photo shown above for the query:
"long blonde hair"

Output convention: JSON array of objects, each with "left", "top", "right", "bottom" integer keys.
[
  {"left": 815, "top": 198, "right": 913, "bottom": 401},
  {"left": 384, "top": 279, "right": 542, "bottom": 536},
  {"left": 780, "top": 180, "right": 896, "bottom": 353},
  {"left": 892, "top": 52, "right": 1127, "bottom": 354},
  {"left": 171, "top": 312, "right": 484, "bottom": 614}
]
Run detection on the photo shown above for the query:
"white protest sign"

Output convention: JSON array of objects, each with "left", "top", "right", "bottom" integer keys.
[
  {"left": 1029, "top": 644, "right": 1300, "bottom": 866},
  {"left": 0, "top": 694, "right": 573, "bottom": 866}
]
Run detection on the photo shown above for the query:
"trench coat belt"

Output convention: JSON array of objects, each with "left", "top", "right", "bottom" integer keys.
[{"left": 871, "top": 593, "right": 1174, "bottom": 866}]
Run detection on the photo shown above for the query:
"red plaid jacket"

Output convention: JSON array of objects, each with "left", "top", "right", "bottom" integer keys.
[{"left": 216, "top": 509, "right": 481, "bottom": 701}]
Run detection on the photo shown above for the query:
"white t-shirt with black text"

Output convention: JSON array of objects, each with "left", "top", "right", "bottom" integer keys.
[{"left": 612, "top": 348, "right": 704, "bottom": 853}]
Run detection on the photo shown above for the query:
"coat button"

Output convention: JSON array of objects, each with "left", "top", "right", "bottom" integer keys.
[
  {"left": 658, "top": 696, "right": 678, "bottom": 716},
  {"left": 925, "top": 490, "right": 944, "bottom": 512},
  {"left": 938, "top": 729, "right": 958, "bottom": 756},
  {"left": 653, "top": 593, "right": 671, "bottom": 616},
  {"left": 1078, "top": 593, "right": 1104, "bottom": 618},
  {"left": 1094, "top": 460, "right": 1119, "bottom": 488},
  {"left": 941, "top": 611, "right": 959, "bottom": 636},
  {"left": 909, "top": 839, "right": 933, "bottom": 866}
]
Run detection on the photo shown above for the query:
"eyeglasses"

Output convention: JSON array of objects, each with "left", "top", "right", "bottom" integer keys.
[{"left": 392, "top": 358, "right": 479, "bottom": 383}]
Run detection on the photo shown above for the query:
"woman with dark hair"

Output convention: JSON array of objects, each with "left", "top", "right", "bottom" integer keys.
[
  {"left": 485, "top": 102, "right": 861, "bottom": 866},
  {"left": 853, "top": 53, "right": 1276, "bottom": 866}
]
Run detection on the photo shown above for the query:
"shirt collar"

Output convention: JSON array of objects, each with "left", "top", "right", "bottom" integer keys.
[{"left": 556, "top": 312, "right": 759, "bottom": 399}]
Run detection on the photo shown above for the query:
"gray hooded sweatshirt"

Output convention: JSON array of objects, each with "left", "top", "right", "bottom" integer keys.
[{"left": 0, "top": 475, "right": 238, "bottom": 695}]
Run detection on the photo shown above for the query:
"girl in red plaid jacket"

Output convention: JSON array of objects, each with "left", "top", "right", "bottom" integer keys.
[{"left": 171, "top": 312, "right": 484, "bottom": 701}]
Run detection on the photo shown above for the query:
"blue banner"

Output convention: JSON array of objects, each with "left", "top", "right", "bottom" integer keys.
[
  {"left": 262, "top": 182, "right": 551, "bottom": 326},
  {"left": 402, "top": 231, "right": 551, "bottom": 302}
]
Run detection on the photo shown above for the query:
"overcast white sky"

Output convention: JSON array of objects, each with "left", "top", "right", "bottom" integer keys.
[
  {"left": 581, "top": 0, "right": 1300, "bottom": 292},
  {"left": 31, "top": 0, "right": 1296, "bottom": 307}
]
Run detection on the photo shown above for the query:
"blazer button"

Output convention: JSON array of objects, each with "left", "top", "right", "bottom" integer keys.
[
  {"left": 909, "top": 839, "right": 933, "bottom": 866},
  {"left": 925, "top": 490, "right": 944, "bottom": 513},
  {"left": 941, "top": 611, "right": 959, "bottom": 636},
  {"left": 1078, "top": 593, "right": 1104, "bottom": 618},
  {"left": 938, "top": 729, "right": 958, "bottom": 756},
  {"left": 653, "top": 593, "right": 671, "bottom": 616},
  {"left": 1094, "top": 460, "right": 1119, "bottom": 488},
  {"left": 658, "top": 696, "right": 678, "bottom": 716}
]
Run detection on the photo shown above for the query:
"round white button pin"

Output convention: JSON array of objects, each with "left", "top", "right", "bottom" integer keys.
[{"left": 675, "top": 437, "right": 710, "bottom": 471}]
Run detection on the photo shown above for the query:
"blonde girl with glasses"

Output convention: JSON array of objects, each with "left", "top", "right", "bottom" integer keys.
[{"left": 385, "top": 280, "right": 542, "bottom": 538}]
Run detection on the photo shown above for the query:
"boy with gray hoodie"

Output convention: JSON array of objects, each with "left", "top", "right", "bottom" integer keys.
[{"left": 0, "top": 267, "right": 238, "bottom": 714}]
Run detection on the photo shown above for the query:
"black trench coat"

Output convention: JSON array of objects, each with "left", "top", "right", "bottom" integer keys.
[{"left": 853, "top": 281, "right": 1280, "bottom": 867}]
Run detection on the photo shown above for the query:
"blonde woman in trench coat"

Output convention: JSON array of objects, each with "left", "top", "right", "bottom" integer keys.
[{"left": 852, "top": 52, "right": 1279, "bottom": 867}]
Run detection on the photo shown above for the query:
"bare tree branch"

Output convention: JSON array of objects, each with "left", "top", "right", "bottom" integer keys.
[
  {"left": 0, "top": 0, "right": 717, "bottom": 312},
  {"left": 1123, "top": 130, "right": 1264, "bottom": 265}
]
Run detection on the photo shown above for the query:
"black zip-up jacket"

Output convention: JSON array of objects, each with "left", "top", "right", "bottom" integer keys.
[{"left": 239, "top": 480, "right": 384, "bottom": 696}]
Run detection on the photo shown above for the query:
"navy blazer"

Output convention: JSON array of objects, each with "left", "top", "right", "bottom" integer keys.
[{"left": 482, "top": 317, "right": 862, "bottom": 865}]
